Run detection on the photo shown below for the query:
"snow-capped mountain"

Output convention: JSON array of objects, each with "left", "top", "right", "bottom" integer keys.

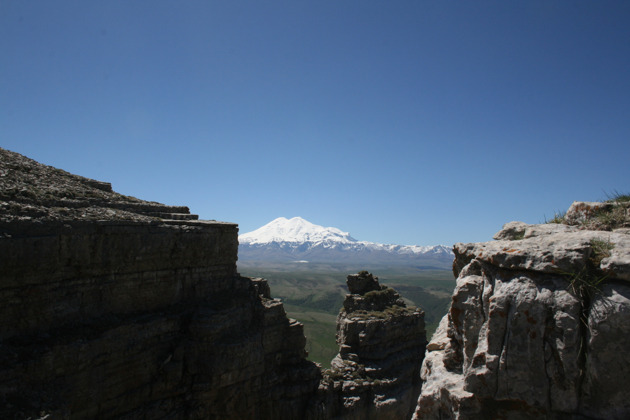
[
  {"left": 239, "top": 216, "right": 356, "bottom": 245},
  {"left": 239, "top": 217, "right": 454, "bottom": 268}
]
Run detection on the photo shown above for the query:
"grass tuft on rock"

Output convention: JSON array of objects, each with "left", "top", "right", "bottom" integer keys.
[
  {"left": 591, "top": 205, "right": 629, "bottom": 230},
  {"left": 545, "top": 211, "right": 567, "bottom": 224},
  {"left": 589, "top": 238, "right": 614, "bottom": 266},
  {"left": 604, "top": 190, "right": 630, "bottom": 203},
  {"left": 545, "top": 194, "right": 629, "bottom": 231},
  {"left": 566, "top": 239, "right": 614, "bottom": 299}
]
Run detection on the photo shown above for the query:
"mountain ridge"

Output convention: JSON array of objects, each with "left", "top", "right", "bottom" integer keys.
[
  {"left": 240, "top": 216, "right": 357, "bottom": 245},
  {"left": 238, "top": 217, "right": 454, "bottom": 268}
]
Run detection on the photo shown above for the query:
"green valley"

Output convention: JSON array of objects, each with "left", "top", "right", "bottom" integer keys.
[{"left": 238, "top": 262, "right": 456, "bottom": 367}]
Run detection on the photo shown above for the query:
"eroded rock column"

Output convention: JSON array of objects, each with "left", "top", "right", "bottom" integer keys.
[{"left": 315, "top": 271, "right": 426, "bottom": 420}]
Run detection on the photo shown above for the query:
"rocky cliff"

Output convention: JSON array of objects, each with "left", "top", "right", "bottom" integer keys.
[
  {"left": 0, "top": 148, "right": 427, "bottom": 419},
  {"left": 312, "top": 272, "right": 426, "bottom": 420},
  {"left": 413, "top": 200, "right": 630, "bottom": 419},
  {"left": 0, "top": 148, "right": 321, "bottom": 419},
  {"left": 9, "top": 147, "right": 630, "bottom": 420}
]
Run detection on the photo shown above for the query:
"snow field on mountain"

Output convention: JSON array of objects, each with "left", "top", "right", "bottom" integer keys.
[{"left": 239, "top": 217, "right": 453, "bottom": 257}]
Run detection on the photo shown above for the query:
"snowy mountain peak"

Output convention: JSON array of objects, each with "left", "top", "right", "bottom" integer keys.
[
  {"left": 239, "top": 217, "right": 454, "bottom": 268},
  {"left": 239, "top": 217, "right": 357, "bottom": 245}
]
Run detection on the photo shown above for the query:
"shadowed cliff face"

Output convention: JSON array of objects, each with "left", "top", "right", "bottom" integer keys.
[
  {"left": 0, "top": 148, "right": 321, "bottom": 419},
  {"left": 1, "top": 148, "right": 430, "bottom": 420},
  {"left": 413, "top": 201, "right": 630, "bottom": 420}
]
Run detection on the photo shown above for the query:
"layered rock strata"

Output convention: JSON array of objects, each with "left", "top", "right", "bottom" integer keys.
[
  {"left": 1, "top": 148, "right": 435, "bottom": 419},
  {"left": 413, "top": 200, "right": 630, "bottom": 419},
  {"left": 0, "top": 148, "right": 321, "bottom": 419},
  {"left": 314, "top": 272, "right": 426, "bottom": 420}
]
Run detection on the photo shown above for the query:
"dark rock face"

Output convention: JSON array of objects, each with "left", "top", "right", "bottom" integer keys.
[
  {"left": 1, "top": 148, "right": 430, "bottom": 419},
  {"left": 346, "top": 271, "right": 382, "bottom": 295},
  {"left": 0, "top": 148, "right": 321, "bottom": 419},
  {"left": 312, "top": 272, "right": 426, "bottom": 420}
]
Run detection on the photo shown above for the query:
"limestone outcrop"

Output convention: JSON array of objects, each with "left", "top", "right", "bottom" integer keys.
[
  {"left": 314, "top": 272, "right": 426, "bottom": 420},
  {"left": 413, "top": 200, "right": 630, "bottom": 419},
  {"left": 0, "top": 148, "right": 321, "bottom": 419}
]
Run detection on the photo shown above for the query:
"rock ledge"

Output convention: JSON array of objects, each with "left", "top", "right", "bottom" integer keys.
[{"left": 413, "top": 200, "right": 630, "bottom": 419}]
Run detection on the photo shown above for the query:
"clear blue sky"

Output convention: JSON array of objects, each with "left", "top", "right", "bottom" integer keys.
[{"left": 2, "top": 1, "right": 629, "bottom": 246}]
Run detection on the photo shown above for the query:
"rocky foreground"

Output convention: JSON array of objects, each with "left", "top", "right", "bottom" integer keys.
[
  {"left": 0, "top": 148, "right": 323, "bottom": 419},
  {"left": 0, "top": 148, "right": 425, "bottom": 419},
  {"left": 4, "top": 147, "right": 629, "bottom": 419},
  {"left": 413, "top": 200, "right": 630, "bottom": 419}
]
